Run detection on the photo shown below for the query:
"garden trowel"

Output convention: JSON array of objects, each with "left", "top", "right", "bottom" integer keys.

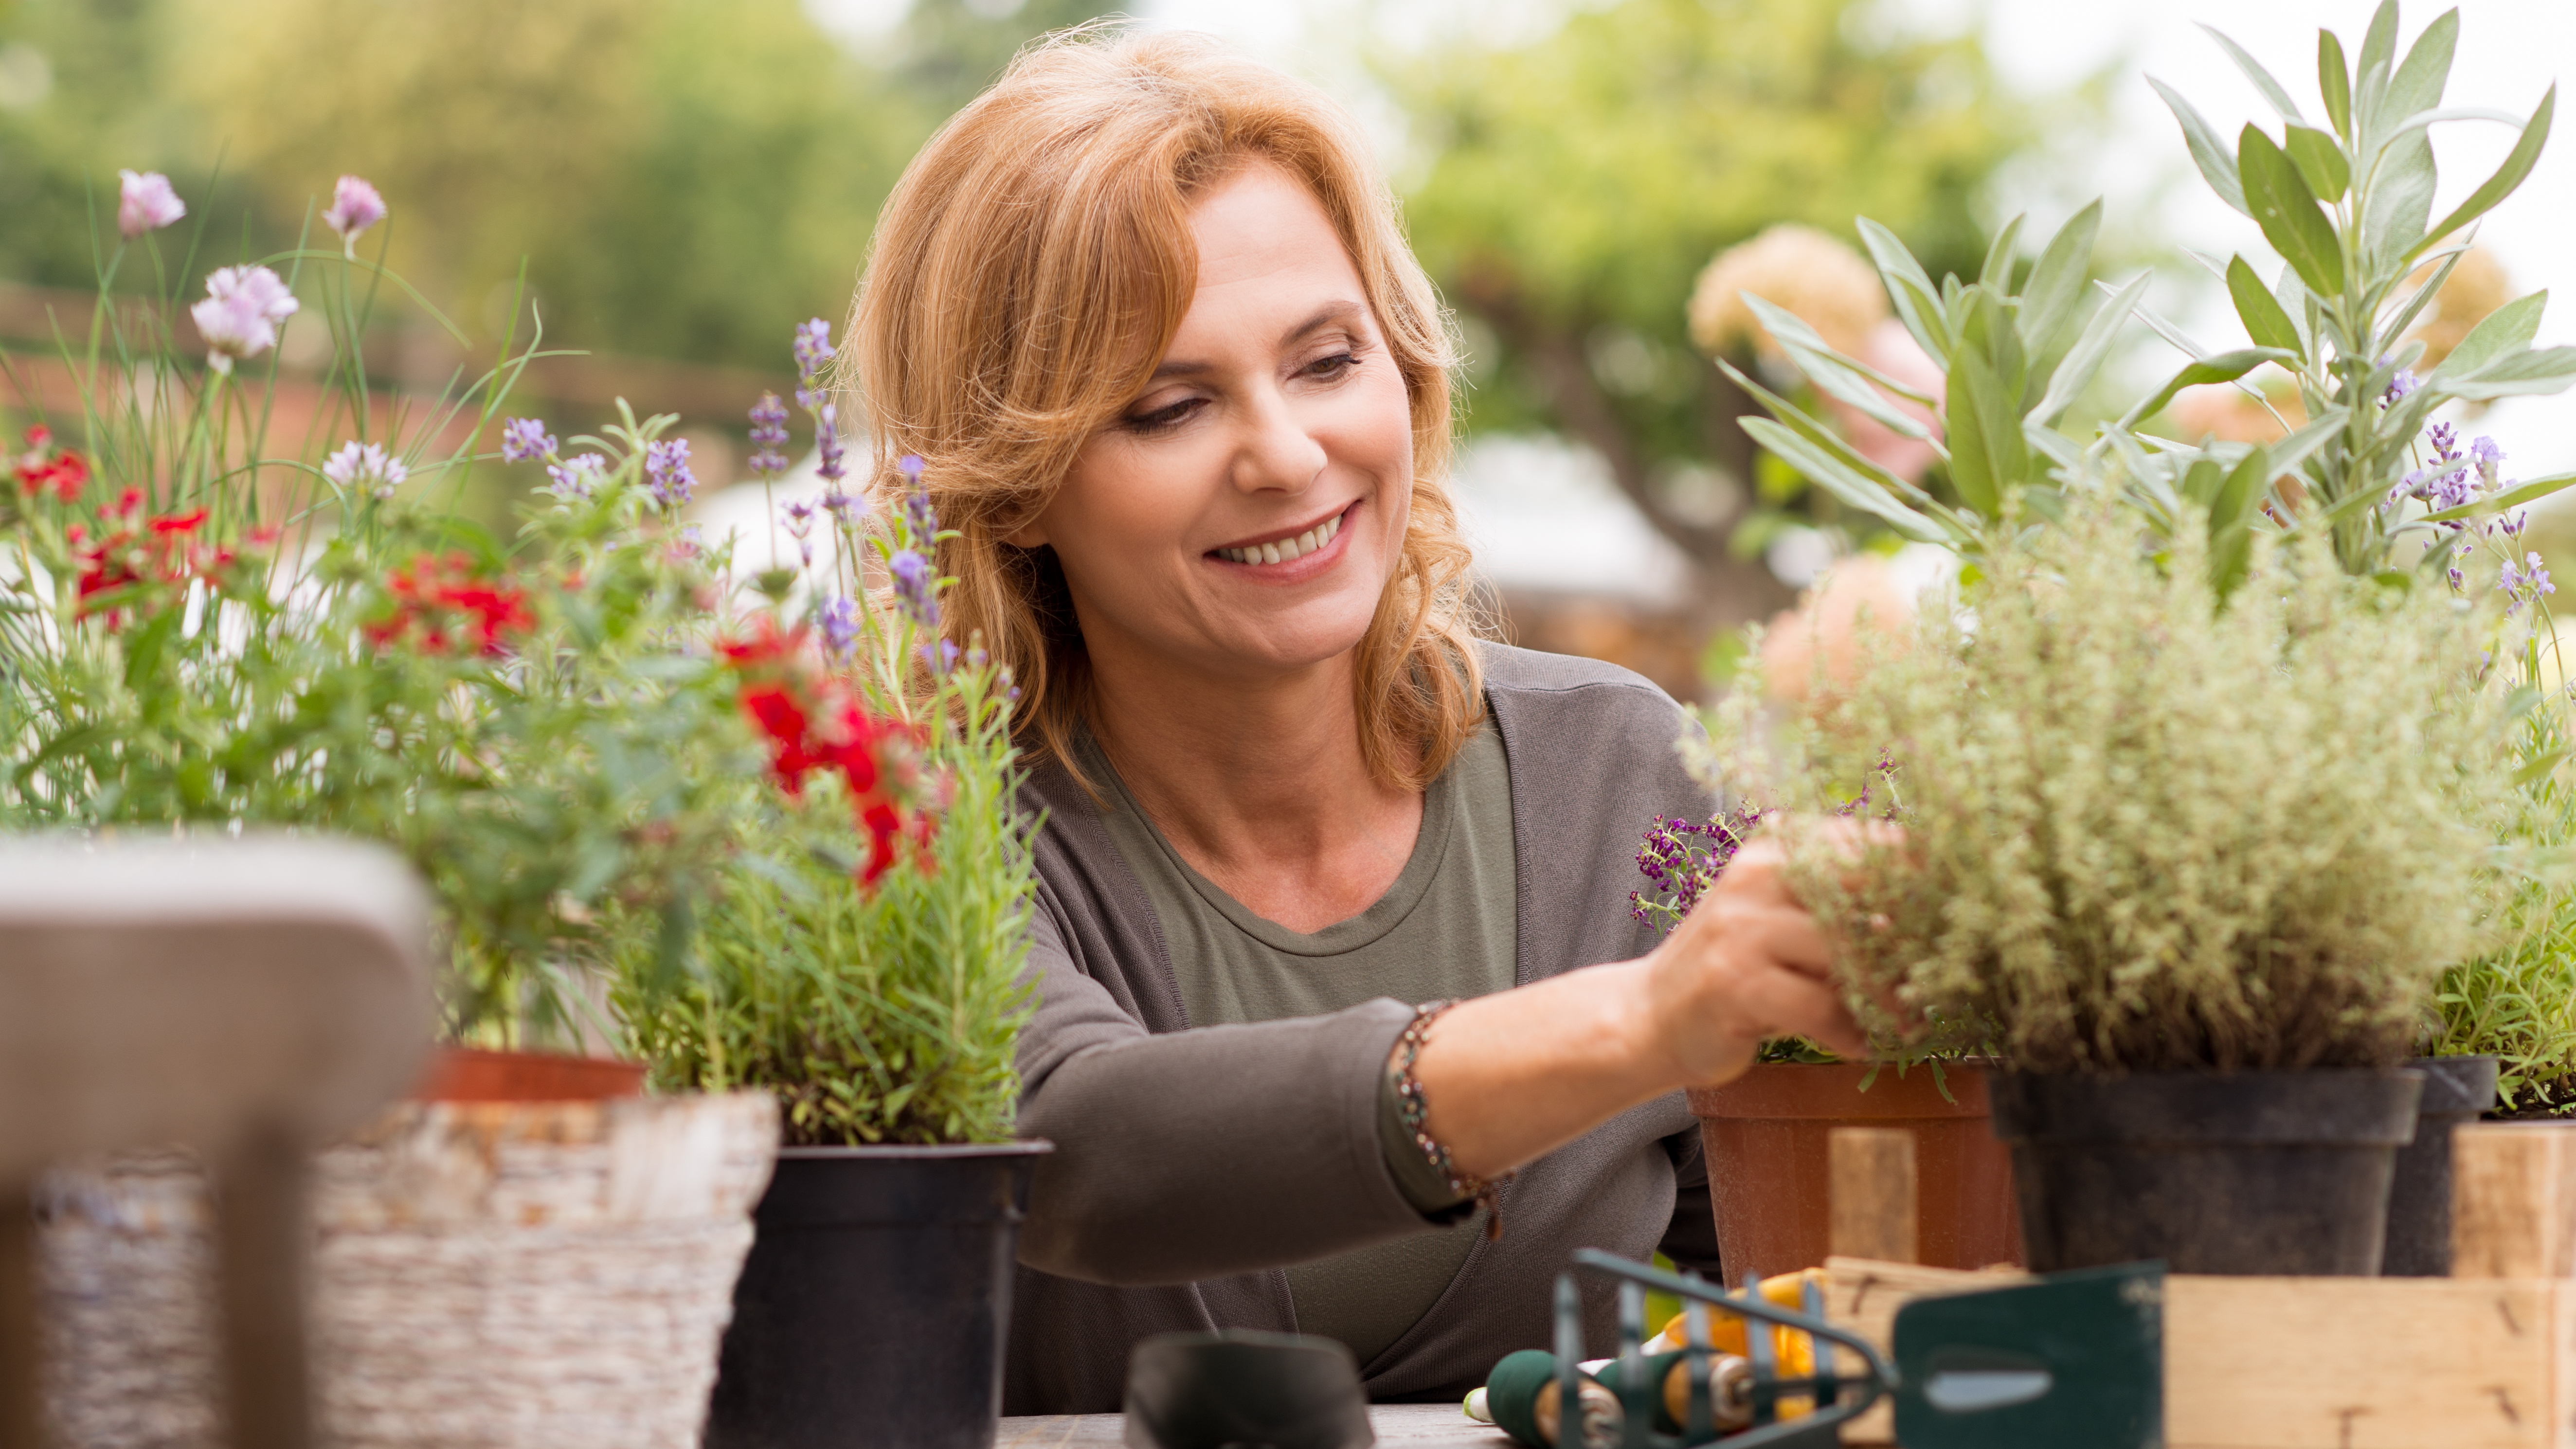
[{"left": 1531, "top": 1249, "right": 2162, "bottom": 1449}]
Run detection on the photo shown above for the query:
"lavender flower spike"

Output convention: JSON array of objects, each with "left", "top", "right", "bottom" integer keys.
[
  {"left": 819, "top": 596, "right": 861, "bottom": 660},
  {"left": 500, "top": 417, "right": 557, "bottom": 463},
  {"left": 545, "top": 453, "right": 606, "bottom": 501},
  {"left": 816, "top": 402, "right": 848, "bottom": 483},
  {"left": 794, "top": 319, "right": 833, "bottom": 380},
  {"left": 890, "top": 547, "right": 940, "bottom": 628},
  {"left": 117, "top": 170, "right": 186, "bottom": 238},
  {"left": 747, "top": 392, "right": 791, "bottom": 477},
  {"left": 645, "top": 438, "right": 696, "bottom": 509},
  {"left": 323, "top": 175, "right": 387, "bottom": 250}
]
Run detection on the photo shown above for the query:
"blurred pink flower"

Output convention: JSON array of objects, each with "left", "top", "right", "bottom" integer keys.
[
  {"left": 190, "top": 265, "right": 300, "bottom": 374},
  {"left": 117, "top": 170, "right": 186, "bottom": 239},
  {"left": 324, "top": 175, "right": 387, "bottom": 248},
  {"left": 1819, "top": 319, "right": 1945, "bottom": 481}
]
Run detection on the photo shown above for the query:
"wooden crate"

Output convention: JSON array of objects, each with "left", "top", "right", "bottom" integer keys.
[{"left": 1816, "top": 1123, "right": 2576, "bottom": 1449}]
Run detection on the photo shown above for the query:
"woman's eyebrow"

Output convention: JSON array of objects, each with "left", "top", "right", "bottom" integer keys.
[{"left": 1146, "top": 301, "right": 1370, "bottom": 381}]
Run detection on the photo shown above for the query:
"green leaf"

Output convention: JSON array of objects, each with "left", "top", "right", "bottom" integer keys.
[
  {"left": 1743, "top": 296, "right": 1938, "bottom": 442},
  {"left": 2357, "top": 1, "right": 2400, "bottom": 84},
  {"left": 2414, "top": 86, "right": 2557, "bottom": 262},
  {"left": 2440, "top": 346, "right": 2576, "bottom": 402},
  {"left": 2376, "top": 246, "right": 2466, "bottom": 351},
  {"left": 2226, "top": 254, "right": 2305, "bottom": 356},
  {"left": 2207, "top": 448, "right": 2272, "bottom": 597},
  {"left": 2120, "top": 347, "right": 2296, "bottom": 431},
  {"left": 2200, "top": 24, "right": 2306, "bottom": 123},
  {"left": 2032, "top": 271, "right": 2151, "bottom": 426},
  {"left": 1946, "top": 348, "right": 2028, "bottom": 518},
  {"left": 2150, "top": 77, "right": 2252, "bottom": 216},
  {"left": 1980, "top": 213, "right": 2026, "bottom": 292},
  {"left": 2018, "top": 200, "right": 2103, "bottom": 355},
  {"left": 2421, "top": 470, "right": 2576, "bottom": 524},
  {"left": 2320, "top": 29, "right": 2354, "bottom": 138},
  {"left": 2239, "top": 125, "right": 2346, "bottom": 295},
  {"left": 123, "top": 609, "right": 182, "bottom": 691},
  {"left": 2284, "top": 125, "right": 2351, "bottom": 201},
  {"left": 2364, "top": 127, "right": 2438, "bottom": 269},
  {"left": 1857, "top": 217, "right": 1953, "bottom": 360},
  {"left": 1739, "top": 418, "right": 1954, "bottom": 544},
  {"left": 2435, "top": 290, "right": 2546, "bottom": 378},
  {"left": 2383, "top": 8, "right": 2460, "bottom": 122},
  {"left": 1719, "top": 358, "right": 1952, "bottom": 519}
]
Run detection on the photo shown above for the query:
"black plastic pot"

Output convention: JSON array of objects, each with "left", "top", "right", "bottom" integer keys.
[
  {"left": 1990, "top": 1070, "right": 2423, "bottom": 1276},
  {"left": 706, "top": 1140, "right": 1053, "bottom": 1449},
  {"left": 2381, "top": 1055, "right": 2500, "bottom": 1277}
]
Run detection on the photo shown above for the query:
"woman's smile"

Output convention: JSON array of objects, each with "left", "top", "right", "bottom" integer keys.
[{"left": 1207, "top": 500, "right": 1357, "bottom": 578}]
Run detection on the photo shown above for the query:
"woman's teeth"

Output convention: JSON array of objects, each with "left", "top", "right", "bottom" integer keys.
[{"left": 1218, "top": 512, "right": 1341, "bottom": 566}]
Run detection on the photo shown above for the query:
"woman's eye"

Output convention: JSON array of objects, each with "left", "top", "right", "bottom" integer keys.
[
  {"left": 1123, "top": 397, "right": 1202, "bottom": 433},
  {"left": 1303, "top": 352, "right": 1358, "bottom": 379}
]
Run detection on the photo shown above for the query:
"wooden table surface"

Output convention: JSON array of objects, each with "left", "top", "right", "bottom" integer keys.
[{"left": 998, "top": 1403, "right": 1514, "bottom": 1448}]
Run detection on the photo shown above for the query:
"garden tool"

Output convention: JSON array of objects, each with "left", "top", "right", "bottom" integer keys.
[{"left": 1478, "top": 1248, "right": 2162, "bottom": 1449}]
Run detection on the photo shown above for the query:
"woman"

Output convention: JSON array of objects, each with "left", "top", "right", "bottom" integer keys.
[{"left": 845, "top": 28, "right": 1860, "bottom": 1414}]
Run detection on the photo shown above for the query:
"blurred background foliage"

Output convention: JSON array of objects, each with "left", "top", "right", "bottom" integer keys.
[{"left": 0, "top": 0, "right": 2098, "bottom": 680}]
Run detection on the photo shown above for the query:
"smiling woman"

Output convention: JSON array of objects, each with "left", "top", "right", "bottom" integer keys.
[{"left": 839, "top": 27, "right": 1863, "bottom": 1414}]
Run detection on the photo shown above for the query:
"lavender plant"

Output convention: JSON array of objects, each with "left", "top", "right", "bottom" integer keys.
[{"left": 610, "top": 327, "right": 1039, "bottom": 1146}]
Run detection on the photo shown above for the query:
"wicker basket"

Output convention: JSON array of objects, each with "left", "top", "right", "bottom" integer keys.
[{"left": 36, "top": 1091, "right": 778, "bottom": 1449}]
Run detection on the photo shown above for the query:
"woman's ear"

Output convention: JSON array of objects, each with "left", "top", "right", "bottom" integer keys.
[{"left": 1001, "top": 508, "right": 1051, "bottom": 550}]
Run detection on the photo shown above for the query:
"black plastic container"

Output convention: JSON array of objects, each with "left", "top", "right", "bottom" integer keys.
[
  {"left": 707, "top": 1141, "right": 1053, "bottom": 1449},
  {"left": 1990, "top": 1070, "right": 2423, "bottom": 1275},
  {"left": 2382, "top": 1055, "right": 2499, "bottom": 1277}
]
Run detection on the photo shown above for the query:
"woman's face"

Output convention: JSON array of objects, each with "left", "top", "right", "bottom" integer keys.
[{"left": 1014, "top": 160, "right": 1416, "bottom": 685}]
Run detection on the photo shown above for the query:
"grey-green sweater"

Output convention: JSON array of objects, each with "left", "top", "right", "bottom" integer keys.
[{"left": 1005, "top": 644, "right": 1724, "bottom": 1413}]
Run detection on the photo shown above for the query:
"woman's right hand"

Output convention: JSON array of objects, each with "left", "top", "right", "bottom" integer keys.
[{"left": 1635, "top": 832, "right": 1867, "bottom": 1088}]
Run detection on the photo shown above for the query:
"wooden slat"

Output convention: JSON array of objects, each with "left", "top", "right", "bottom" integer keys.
[
  {"left": 1821, "top": 1259, "right": 2570, "bottom": 1449},
  {"left": 2455, "top": 1125, "right": 2576, "bottom": 1280},
  {"left": 1829, "top": 1128, "right": 1920, "bottom": 1266}
]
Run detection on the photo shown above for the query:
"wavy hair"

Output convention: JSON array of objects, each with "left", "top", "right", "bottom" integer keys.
[{"left": 842, "top": 27, "right": 1487, "bottom": 793}]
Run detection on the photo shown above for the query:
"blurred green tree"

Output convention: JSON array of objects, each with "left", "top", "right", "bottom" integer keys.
[{"left": 1397, "top": 0, "right": 2049, "bottom": 615}]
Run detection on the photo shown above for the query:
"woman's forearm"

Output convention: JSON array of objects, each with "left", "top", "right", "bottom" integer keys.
[{"left": 1410, "top": 836, "right": 1866, "bottom": 1181}]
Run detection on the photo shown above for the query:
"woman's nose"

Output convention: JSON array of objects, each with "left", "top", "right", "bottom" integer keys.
[{"left": 1229, "top": 386, "right": 1328, "bottom": 496}]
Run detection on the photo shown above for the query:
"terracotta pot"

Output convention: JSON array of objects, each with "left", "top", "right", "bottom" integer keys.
[
  {"left": 1685, "top": 1061, "right": 2021, "bottom": 1277},
  {"left": 410, "top": 1044, "right": 649, "bottom": 1102}
]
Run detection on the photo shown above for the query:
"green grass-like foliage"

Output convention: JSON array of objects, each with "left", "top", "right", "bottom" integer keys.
[{"left": 1701, "top": 495, "right": 2517, "bottom": 1073}]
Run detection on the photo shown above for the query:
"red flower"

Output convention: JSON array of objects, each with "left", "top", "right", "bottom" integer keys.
[
  {"left": 148, "top": 508, "right": 207, "bottom": 536},
  {"left": 718, "top": 618, "right": 932, "bottom": 889},
  {"left": 17, "top": 451, "right": 88, "bottom": 501},
  {"left": 366, "top": 553, "right": 535, "bottom": 657}
]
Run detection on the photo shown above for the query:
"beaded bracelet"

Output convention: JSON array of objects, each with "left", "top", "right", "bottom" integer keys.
[{"left": 1392, "top": 999, "right": 1508, "bottom": 1240}]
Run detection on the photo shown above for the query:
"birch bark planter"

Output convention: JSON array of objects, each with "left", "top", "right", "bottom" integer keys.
[
  {"left": 35, "top": 1091, "right": 777, "bottom": 1449},
  {"left": 1685, "top": 1062, "right": 2021, "bottom": 1278}
]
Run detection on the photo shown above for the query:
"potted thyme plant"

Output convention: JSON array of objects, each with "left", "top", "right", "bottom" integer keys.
[
  {"left": 1701, "top": 493, "right": 2514, "bottom": 1276},
  {"left": 1711, "top": 0, "right": 2575, "bottom": 1275},
  {"left": 2, "top": 172, "right": 781, "bottom": 1447},
  {"left": 612, "top": 380, "right": 1045, "bottom": 1449}
]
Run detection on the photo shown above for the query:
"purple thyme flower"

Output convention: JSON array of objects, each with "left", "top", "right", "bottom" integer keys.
[
  {"left": 118, "top": 170, "right": 186, "bottom": 238},
  {"left": 645, "top": 438, "right": 696, "bottom": 509},
  {"left": 322, "top": 440, "right": 407, "bottom": 500},
  {"left": 323, "top": 175, "right": 387, "bottom": 249},
  {"left": 889, "top": 547, "right": 939, "bottom": 627},
  {"left": 748, "top": 393, "right": 791, "bottom": 477},
  {"left": 191, "top": 265, "right": 298, "bottom": 374},
  {"left": 1629, "top": 806, "right": 1768, "bottom": 933},
  {"left": 545, "top": 453, "right": 606, "bottom": 501},
  {"left": 816, "top": 403, "right": 848, "bottom": 483},
  {"left": 500, "top": 417, "right": 556, "bottom": 463},
  {"left": 819, "top": 596, "right": 861, "bottom": 660}
]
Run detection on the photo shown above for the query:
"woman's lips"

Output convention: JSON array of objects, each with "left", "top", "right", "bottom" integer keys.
[{"left": 1210, "top": 504, "right": 1348, "bottom": 567}]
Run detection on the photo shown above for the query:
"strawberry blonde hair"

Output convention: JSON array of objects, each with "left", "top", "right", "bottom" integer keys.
[{"left": 843, "top": 27, "right": 1486, "bottom": 792}]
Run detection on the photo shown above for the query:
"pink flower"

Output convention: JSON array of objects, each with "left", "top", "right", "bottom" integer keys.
[
  {"left": 323, "top": 175, "right": 386, "bottom": 248},
  {"left": 117, "top": 170, "right": 186, "bottom": 239},
  {"left": 190, "top": 265, "right": 300, "bottom": 374}
]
